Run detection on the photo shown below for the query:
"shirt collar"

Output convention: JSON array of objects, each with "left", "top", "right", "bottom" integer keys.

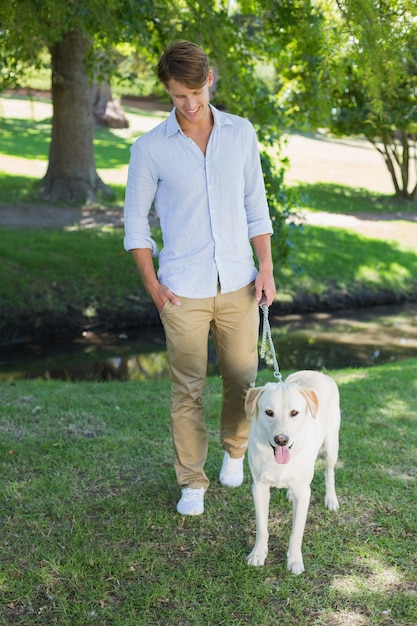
[{"left": 165, "top": 104, "right": 233, "bottom": 137}]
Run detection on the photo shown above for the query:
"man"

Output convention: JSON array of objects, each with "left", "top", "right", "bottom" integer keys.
[{"left": 124, "top": 40, "right": 276, "bottom": 516}]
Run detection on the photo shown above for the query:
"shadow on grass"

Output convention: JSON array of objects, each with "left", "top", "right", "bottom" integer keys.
[
  {"left": 0, "top": 117, "right": 50, "bottom": 160},
  {"left": 0, "top": 117, "right": 134, "bottom": 170},
  {"left": 0, "top": 173, "right": 126, "bottom": 206},
  {"left": 293, "top": 182, "right": 414, "bottom": 215},
  {"left": 94, "top": 126, "right": 136, "bottom": 169},
  {"left": 0, "top": 173, "right": 43, "bottom": 203}
]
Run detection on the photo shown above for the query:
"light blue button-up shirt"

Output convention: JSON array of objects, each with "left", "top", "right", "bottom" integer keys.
[{"left": 124, "top": 104, "right": 273, "bottom": 298}]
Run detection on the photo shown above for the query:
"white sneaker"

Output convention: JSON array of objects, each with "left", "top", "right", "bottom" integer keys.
[
  {"left": 176, "top": 487, "right": 205, "bottom": 516},
  {"left": 219, "top": 452, "right": 244, "bottom": 488}
]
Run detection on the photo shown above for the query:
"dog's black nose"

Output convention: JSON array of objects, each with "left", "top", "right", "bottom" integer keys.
[{"left": 274, "top": 434, "right": 289, "bottom": 447}]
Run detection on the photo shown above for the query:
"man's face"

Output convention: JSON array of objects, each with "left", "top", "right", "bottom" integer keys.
[{"left": 165, "top": 71, "right": 213, "bottom": 126}]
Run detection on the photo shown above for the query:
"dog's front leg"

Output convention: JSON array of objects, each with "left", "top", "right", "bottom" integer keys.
[
  {"left": 287, "top": 486, "right": 311, "bottom": 575},
  {"left": 246, "top": 481, "right": 270, "bottom": 567},
  {"left": 324, "top": 442, "right": 340, "bottom": 511}
]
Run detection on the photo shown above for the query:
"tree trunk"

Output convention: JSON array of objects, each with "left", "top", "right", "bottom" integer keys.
[
  {"left": 92, "top": 81, "right": 129, "bottom": 129},
  {"left": 367, "top": 131, "right": 416, "bottom": 201},
  {"left": 41, "top": 30, "right": 113, "bottom": 204}
]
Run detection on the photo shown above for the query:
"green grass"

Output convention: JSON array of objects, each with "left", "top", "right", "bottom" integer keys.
[
  {"left": 0, "top": 173, "right": 127, "bottom": 207},
  {"left": 1, "top": 223, "right": 416, "bottom": 343},
  {"left": 0, "top": 116, "right": 51, "bottom": 161},
  {"left": 295, "top": 182, "right": 415, "bottom": 214},
  {"left": 0, "top": 227, "right": 146, "bottom": 342},
  {"left": 0, "top": 172, "right": 44, "bottom": 204},
  {"left": 277, "top": 225, "right": 417, "bottom": 302},
  {"left": 1, "top": 361, "right": 416, "bottom": 625}
]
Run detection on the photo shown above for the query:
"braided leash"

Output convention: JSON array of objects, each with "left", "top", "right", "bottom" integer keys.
[{"left": 260, "top": 304, "right": 282, "bottom": 381}]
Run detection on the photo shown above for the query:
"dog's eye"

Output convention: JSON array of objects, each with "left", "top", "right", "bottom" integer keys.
[
  {"left": 290, "top": 410, "right": 299, "bottom": 418},
  {"left": 265, "top": 409, "right": 274, "bottom": 418}
]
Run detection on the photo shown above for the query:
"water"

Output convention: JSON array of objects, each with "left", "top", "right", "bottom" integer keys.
[{"left": 1, "top": 303, "right": 417, "bottom": 382}]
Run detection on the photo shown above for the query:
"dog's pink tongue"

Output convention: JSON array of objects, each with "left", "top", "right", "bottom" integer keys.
[{"left": 275, "top": 446, "right": 290, "bottom": 465}]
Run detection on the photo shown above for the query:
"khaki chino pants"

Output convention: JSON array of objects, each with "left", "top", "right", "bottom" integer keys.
[{"left": 160, "top": 282, "right": 259, "bottom": 489}]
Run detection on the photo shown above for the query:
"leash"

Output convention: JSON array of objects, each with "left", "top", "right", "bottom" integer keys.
[{"left": 260, "top": 304, "right": 282, "bottom": 382}]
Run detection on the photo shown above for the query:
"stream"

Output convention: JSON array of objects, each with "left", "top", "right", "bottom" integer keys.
[{"left": 1, "top": 303, "right": 417, "bottom": 382}]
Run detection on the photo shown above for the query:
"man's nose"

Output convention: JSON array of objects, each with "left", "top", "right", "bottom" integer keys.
[{"left": 185, "top": 97, "right": 197, "bottom": 110}]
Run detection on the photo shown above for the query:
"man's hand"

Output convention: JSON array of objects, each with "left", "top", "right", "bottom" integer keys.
[
  {"left": 250, "top": 234, "right": 276, "bottom": 307},
  {"left": 255, "top": 269, "right": 276, "bottom": 307},
  {"left": 130, "top": 248, "right": 181, "bottom": 312},
  {"left": 151, "top": 283, "right": 181, "bottom": 312}
]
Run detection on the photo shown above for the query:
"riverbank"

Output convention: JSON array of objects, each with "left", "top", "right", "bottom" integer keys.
[
  {"left": 2, "top": 279, "right": 411, "bottom": 348},
  {"left": 2, "top": 187, "right": 417, "bottom": 346}
]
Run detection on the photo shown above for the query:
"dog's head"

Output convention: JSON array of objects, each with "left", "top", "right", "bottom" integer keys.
[{"left": 245, "top": 381, "right": 319, "bottom": 464}]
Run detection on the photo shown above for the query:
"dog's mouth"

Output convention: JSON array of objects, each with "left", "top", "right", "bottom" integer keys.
[{"left": 271, "top": 442, "right": 293, "bottom": 465}]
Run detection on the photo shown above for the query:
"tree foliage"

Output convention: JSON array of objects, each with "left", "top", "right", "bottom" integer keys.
[
  {"left": 254, "top": 0, "right": 417, "bottom": 200},
  {"left": 330, "top": 0, "right": 417, "bottom": 200}
]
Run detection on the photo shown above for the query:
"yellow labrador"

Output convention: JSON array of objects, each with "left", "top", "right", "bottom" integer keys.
[{"left": 245, "top": 370, "right": 340, "bottom": 575}]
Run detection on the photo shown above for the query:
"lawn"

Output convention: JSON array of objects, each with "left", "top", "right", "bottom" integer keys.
[
  {"left": 293, "top": 181, "right": 417, "bottom": 215},
  {"left": 1, "top": 362, "right": 416, "bottom": 625}
]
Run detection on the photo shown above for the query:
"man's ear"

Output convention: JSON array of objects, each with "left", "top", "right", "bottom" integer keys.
[{"left": 207, "top": 69, "right": 214, "bottom": 88}]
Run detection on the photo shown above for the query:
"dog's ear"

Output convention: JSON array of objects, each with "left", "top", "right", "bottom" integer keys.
[
  {"left": 245, "top": 386, "right": 264, "bottom": 419},
  {"left": 299, "top": 388, "right": 319, "bottom": 419}
]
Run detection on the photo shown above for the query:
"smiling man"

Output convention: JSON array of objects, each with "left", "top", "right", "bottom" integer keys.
[{"left": 124, "top": 41, "right": 276, "bottom": 516}]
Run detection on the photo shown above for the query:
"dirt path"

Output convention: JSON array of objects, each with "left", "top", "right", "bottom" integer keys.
[{"left": 283, "top": 132, "right": 397, "bottom": 194}]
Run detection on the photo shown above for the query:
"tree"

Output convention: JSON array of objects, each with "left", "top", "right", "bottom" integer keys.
[
  {"left": 42, "top": 30, "right": 111, "bottom": 202},
  {"left": 1, "top": 0, "right": 154, "bottom": 203},
  {"left": 252, "top": 0, "right": 417, "bottom": 200},
  {"left": 330, "top": 0, "right": 417, "bottom": 200}
]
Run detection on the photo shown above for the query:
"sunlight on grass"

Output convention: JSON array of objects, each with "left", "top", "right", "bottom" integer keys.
[
  {"left": 326, "top": 611, "right": 369, "bottom": 626},
  {"left": 83, "top": 305, "right": 97, "bottom": 318},
  {"left": 276, "top": 225, "right": 417, "bottom": 304},
  {"left": 355, "top": 263, "right": 411, "bottom": 288},
  {"left": 332, "top": 555, "right": 402, "bottom": 595}
]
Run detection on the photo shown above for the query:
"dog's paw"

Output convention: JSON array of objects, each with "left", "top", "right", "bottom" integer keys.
[
  {"left": 287, "top": 559, "right": 305, "bottom": 575},
  {"left": 246, "top": 548, "right": 267, "bottom": 567},
  {"left": 325, "top": 494, "right": 340, "bottom": 511}
]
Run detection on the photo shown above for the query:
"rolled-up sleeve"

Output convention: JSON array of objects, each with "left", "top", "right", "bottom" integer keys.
[
  {"left": 123, "top": 139, "right": 159, "bottom": 255},
  {"left": 244, "top": 124, "right": 273, "bottom": 239}
]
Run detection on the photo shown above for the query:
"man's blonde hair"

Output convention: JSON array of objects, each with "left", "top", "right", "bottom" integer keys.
[{"left": 157, "top": 41, "right": 210, "bottom": 89}]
